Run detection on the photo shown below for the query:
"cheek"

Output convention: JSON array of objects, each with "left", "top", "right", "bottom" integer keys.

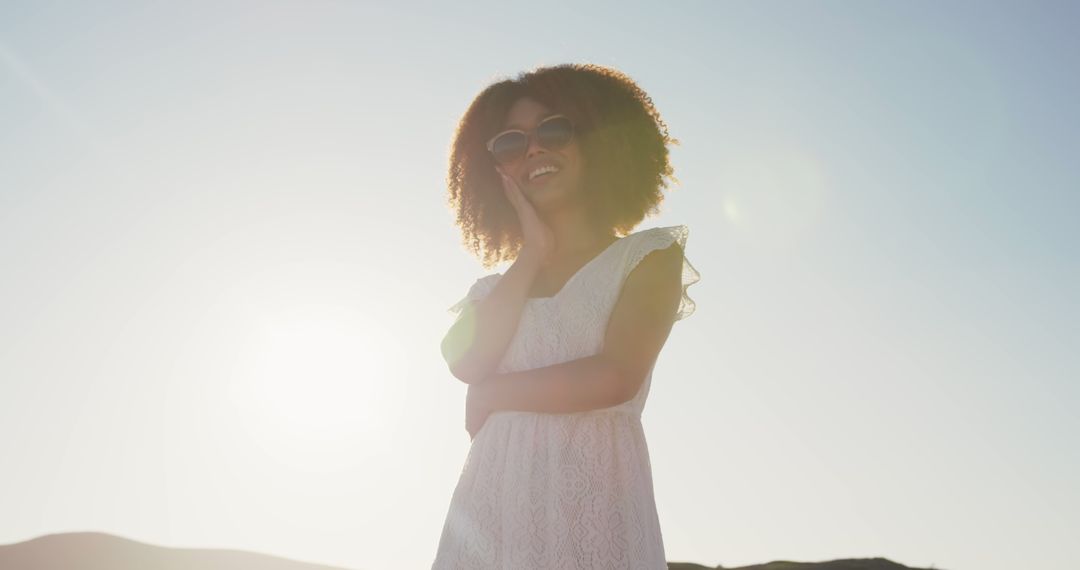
[
  {"left": 570, "top": 154, "right": 586, "bottom": 182},
  {"left": 564, "top": 146, "right": 584, "bottom": 174}
]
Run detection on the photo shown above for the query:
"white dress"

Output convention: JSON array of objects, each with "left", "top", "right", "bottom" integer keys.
[{"left": 432, "top": 224, "right": 700, "bottom": 570}]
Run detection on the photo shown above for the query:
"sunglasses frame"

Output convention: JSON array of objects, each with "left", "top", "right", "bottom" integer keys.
[{"left": 486, "top": 114, "right": 575, "bottom": 165}]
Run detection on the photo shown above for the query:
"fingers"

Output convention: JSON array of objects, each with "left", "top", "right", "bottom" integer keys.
[
  {"left": 498, "top": 170, "right": 524, "bottom": 208},
  {"left": 496, "top": 167, "right": 518, "bottom": 191},
  {"left": 498, "top": 169, "right": 516, "bottom": 192}
]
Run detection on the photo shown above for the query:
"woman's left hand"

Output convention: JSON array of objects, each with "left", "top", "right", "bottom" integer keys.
[{"left": 465, "top": 382, "right": 492, "bottom": 441}]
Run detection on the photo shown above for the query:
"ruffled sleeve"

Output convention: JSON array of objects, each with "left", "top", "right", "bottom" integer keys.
[
  {"left": 624, "top": 225, "right": 701, "bottom": 321},
  {"left": 447, "top": 273, "right": 503, "bottom": 316}
]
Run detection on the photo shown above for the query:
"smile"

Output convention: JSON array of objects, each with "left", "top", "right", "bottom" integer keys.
[{"left": 528, "top": 164, "right": 561, "bottom": 181}]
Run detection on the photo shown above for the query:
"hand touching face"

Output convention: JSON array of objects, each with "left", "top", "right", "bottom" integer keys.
[{"left": 495, "top": 97, "right": 585, "bottom": 209}]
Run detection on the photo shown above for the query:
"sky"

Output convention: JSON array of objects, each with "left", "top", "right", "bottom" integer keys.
[{"left": 1, "top": 1, "right": 1077, "bottom": 569}]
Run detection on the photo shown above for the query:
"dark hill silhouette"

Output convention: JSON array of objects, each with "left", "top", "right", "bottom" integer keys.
[{"left": 0, "top": 532, "right": 944, "bottom": 569}]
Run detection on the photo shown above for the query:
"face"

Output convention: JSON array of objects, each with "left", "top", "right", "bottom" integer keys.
[{"left": 494, "top": 97, "right": 586, "bottom": 209}]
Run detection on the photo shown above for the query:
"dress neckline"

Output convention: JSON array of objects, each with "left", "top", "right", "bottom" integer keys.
[{"left": 525, "top": 234, "right": 628, "bottom": 302}]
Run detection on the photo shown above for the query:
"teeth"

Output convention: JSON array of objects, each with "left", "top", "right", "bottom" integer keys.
[{"left": 529, "top": 165, "right": 560, "bottom": 181}]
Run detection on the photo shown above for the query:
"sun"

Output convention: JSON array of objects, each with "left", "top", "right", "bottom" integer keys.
[{"left": 226, "top": 305, "right": 408, "bottom": 472}]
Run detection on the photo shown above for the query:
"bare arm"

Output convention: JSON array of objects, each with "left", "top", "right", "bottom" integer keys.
[
  {"left": 470, "top": 353, "right": 628, "bottom": 414},
  {"left": 472, "top": 242, "right": 684, "bottom": 414},
  {"left": 441, "top": 249, "right": 544, "bottom": 384},
  {"left": 444, "top": 165, "right": 555, "bottom": 385}
]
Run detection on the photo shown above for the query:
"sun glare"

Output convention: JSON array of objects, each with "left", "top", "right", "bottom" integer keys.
[
  {"left": 226, "top": 307, "right": 408, "bottom": 471},
  {"left": 718, "top": 146, "right": 827, "bottom": 246}
]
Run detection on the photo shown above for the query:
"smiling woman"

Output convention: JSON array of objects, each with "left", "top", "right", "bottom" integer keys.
[
  {"left": 226, "top": 307, "right": 409, "bottom": 471},
  {"left": 434, "top": 63, "right": 697, "bottom": 569}
]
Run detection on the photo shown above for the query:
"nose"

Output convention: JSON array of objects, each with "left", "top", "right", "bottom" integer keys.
[{"left": 524, "top": 132, "right": 547, "bottom": 160}]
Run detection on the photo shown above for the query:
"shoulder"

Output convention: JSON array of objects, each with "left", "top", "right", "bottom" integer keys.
[
  {"left": 471, "top": 272, "right": 503, "bottom": 290},
  {"left": 619, "top": 225, "right": 687, "bottom": 317},
  {"left": 627, "top": 225, "right": 687, "bottom": 273},
  {"left": 448, "top": 271, "right": 504, "bottom": 315},
  {"left": 620, "top": 224, "right": 700, "bottom": 323}
]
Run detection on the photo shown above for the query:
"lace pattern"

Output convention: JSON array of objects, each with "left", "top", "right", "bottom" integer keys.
[{"left": 434, "top": 224, "right": 699, "bottom": 569}]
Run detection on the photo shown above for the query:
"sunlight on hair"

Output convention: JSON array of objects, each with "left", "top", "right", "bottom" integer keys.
[{"left": 226, "top": 307, "right": 408, "bottom": 472}]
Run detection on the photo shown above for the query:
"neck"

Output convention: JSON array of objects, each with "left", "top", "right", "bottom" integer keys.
[{"left": 538, "top": 205, "right": 615, "bottom": 257}]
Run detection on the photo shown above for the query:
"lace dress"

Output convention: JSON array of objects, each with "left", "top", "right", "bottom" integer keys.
[{"left": 432, "top": 224, "right": 700, "bottom": 570}]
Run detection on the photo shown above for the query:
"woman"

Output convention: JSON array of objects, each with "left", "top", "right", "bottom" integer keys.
[{"left": 434, "top": 63, "right": 700, "bottom": 569}]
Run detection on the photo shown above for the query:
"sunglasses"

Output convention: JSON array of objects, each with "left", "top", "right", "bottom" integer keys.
[{"left": 486, "top": 114, "right": 575, "bottom": 165}]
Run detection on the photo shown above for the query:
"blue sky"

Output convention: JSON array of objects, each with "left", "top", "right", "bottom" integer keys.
[{"left": 1, "top": 2, "right": 1077, "bottom": 569}]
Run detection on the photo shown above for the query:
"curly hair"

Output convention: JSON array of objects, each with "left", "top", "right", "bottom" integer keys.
[{"left": 446, "top": 63, "right": 681, "bottom": 269}]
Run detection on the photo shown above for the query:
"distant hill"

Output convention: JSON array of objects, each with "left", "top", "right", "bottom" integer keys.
[
  {"left": 668, "top": 558, "right": 944, "bottom": 570},
  {"left": 0, "top": 532, "right": 944, "bottom": 569},
  {"left": 0, "top": 532, "right": 350, "bottom": 570}
]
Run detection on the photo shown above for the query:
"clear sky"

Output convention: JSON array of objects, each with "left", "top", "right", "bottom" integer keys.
[{"left": 1, "top": 2, "right": 1077, "bottom": 569}]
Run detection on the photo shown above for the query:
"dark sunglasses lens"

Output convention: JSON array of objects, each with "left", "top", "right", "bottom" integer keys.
[
  {"left": 537, "top": 117, "right": 573, "bottom": 148},
  {"left": 491, "top": 132, "right": 526, "bottom": 163}
]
